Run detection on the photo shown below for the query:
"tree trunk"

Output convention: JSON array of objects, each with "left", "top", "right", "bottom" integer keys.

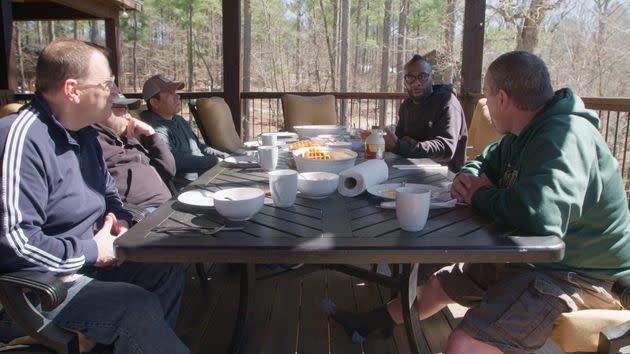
[
  {"left": 90, "top": 20, "right": 99, "bottom": 44},
  {"left": 132, "top": 12, "right": 138, "bottom": 91},
  {"left": 37, "top": 22, "right": 43, "bottom": 46},
  {"left": 243, "top": 0, "right": 252, "bottom": 139},
  {"left": 339, "top": 0, "right": 350, "bottom": 126},
  {"left": 361, "top": 2, "right": 369, "bottom": 74},
  {"left": 15, "top": 23, "right": 25, "bottom": 89},
  {"left": 48, "top": 21, "right": 55, "bottom": 42},
  {"left": 516, "top": 0, "right": 549, "bottom": 52},
  {"left": 379, "top": 0, "right": 392, "bottom": 126},
  {"left": 352, "top": 0, "right": 363, "bottom": 90},
  {"left": 319, "top": 0, "right": 336, "bottom": 91},
  {"left": 73, "top": 21, "right": 79, "bottom": 40},
  {"left": 443, "top": 0, "right": 456, "bottom": 84},
  {"left": 295, "top": 0, "right": 302, "bottom": 88},
  {"left": 187, "top": 3, "right": 194, "bottom": 91},
  {"left": 395, "top": 0, "right": 409, "bottom": 92}
]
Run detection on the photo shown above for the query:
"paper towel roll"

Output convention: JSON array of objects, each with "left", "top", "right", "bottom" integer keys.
[{"left": 337, "top": 159, "right": 389, "bottom": 197}]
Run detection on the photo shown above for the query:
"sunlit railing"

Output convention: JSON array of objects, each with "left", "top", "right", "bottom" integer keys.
[{"left": 13, "top": 92, "right": 630, "bottom": 192}]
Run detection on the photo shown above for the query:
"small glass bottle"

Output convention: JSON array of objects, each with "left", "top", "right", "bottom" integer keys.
[{"left": 365, "top": 126, "right": 385, "bottom": 159}]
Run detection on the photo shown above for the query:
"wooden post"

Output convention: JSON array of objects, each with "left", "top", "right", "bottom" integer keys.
[
  {"left": 223, "top": 0, "right": 242, "bottom": 136},
  {"left": 105, "top": 17, "right": 121, "bottom": 87},
  {"left": 0, "top": 0, "right": 13, "bottom": 90},
  {"left": 460, "top": 0, "right": 485, "bottom": 127}
]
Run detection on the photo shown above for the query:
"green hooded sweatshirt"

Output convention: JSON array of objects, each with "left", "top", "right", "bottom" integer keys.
[{"left": 462, "top": 88, "right": 630, "bottom": 280}]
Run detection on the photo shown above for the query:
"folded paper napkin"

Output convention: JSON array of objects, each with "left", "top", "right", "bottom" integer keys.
[{"left": 338, "top": 159, "right": 388, "bottom": 197}]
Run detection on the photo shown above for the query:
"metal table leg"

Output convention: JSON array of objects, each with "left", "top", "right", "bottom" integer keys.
[
  {"left": 400, "top": 263, "right": 423, "bottom": 354},
  {"left": 228, "top": 263, "right": 256, "bottom": 354}
]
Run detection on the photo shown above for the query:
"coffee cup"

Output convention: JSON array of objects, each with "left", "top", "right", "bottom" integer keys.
[
  {"left": 268, "top": 169, "right": 298, "bottom": 207},
  {"left": 257, "top": 146, "right": 278, "bottom": 171},
  {"left": 257, "top": 133, "right": 277, "bottom": 147},
  {"left": 395, "top": 186, "right": 431, "bottom": 232}
]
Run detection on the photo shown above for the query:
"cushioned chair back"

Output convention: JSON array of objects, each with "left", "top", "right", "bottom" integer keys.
[
  {"left": 281, "top": 94, "right": 337, "bottom": 132},
  {"left": 467, "top": 98, "right": 503, "bottom": 159},
  {"left": 0, "top": 103, "right": 23, "bottom": 118},
  {"left": 194, "top": 97, "right": 243, "bottom": 153}
]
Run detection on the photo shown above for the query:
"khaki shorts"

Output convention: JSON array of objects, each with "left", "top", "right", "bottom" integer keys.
[{"left": 436, "top": 263, "right": 621, "bottom": 354}]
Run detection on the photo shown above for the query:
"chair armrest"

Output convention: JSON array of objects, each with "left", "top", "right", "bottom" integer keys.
[
  {"left": 0, "top": 271, "right": 67, "bottom": 311},
  {"left": 0, "top": 271, "right": 79, "bottom": 354}
]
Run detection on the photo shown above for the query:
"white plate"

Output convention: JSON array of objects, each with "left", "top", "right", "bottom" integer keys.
[
  {"left": 223, "top": 154, "right": 259, "bottom": 167},
  {"left": 367, "top": 183, "right": 449, "bottom": 200},
  {"left": 177, "top": 189, "right": 214, "bottom": 208}
]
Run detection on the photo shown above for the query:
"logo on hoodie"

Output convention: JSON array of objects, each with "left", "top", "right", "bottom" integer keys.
[{"left": 499, "top": 164, "right": 518, "bottom": 188}]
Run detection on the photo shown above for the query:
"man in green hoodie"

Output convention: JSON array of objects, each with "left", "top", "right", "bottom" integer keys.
[{"left": 323, "top": 51, "right": 630, "bottom": 354}]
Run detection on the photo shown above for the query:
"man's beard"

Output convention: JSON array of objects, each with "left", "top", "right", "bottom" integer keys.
[{"left": 407, "top": 85, "right": 433, "bottom": 103}]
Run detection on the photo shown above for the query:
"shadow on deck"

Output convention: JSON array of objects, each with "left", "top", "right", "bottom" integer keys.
[{"left": 175, "top": 264, "right": 462, "bottom": 354}]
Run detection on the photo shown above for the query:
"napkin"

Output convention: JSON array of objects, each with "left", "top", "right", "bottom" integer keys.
[{"left": 337, "top": 159, "right": 388, "bottom": 197}]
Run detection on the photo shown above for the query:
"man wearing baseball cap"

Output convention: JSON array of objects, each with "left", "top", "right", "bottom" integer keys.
[
  {"left": 95, "top": 93, "right": 176, "bottom": 214},
  {"left": 140, "top": 74, "right": 227, "bottom": 189}
]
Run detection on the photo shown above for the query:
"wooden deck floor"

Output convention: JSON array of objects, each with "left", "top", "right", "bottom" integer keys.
[{"left": 175, "top": 264, "right": 459, "bottom": 354}]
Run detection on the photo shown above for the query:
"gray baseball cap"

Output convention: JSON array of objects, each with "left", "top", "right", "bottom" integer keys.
[
  {"left": 112, "top": 93, "right": 141, "bottom": 110},
  {"left": 142, "top": 74, "right": 185, "bottom": 100}
]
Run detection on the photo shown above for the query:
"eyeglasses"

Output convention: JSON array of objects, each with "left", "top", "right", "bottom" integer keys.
[
  {"left": 78, "top": 75, "right": 117, "bottom": 90},
  {"left": 404, "top": 73, "right": 430, "bottom": 84}
]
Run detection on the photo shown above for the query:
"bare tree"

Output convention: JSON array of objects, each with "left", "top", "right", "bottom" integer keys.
[
  {"left": 339, "top": 0, "right": 351, "bottom": 126},
  {"left": 90, "top": 20, "right": 99, "bottom": 44},
  {"left": 395, "top": 0, "right": 409, "bottom": 92},
  {"left": 443, "top": 0, "right": 456, "bottom": 83},
  {"left": 319, "top": 0, "right": 336, "bottom": 91},
  {"left": 243, "top": 0, "right": 252, "bottom": 139},
  {"left": 379, "top": 0, "right": 392, "bottom": 125}
]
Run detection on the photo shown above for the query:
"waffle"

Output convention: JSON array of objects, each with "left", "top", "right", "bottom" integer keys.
[
  {"left": 302, "top": 147, "right": 332, "bottom": 160},
  {"left": 289, "top": 139, "right": 318, "bottom": 151}
]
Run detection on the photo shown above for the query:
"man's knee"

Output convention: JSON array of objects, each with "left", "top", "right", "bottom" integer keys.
[{"left": 446, "top": 329, "right": 501, "bottom": 354}]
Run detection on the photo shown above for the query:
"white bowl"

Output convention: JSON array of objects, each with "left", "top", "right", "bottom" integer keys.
[
  {"left": 293, "top": 147, "right": 357, "bottom": 174},
  {"left": 298, "top": 172, "right": 340, "bottom": 199},
  {"left": 213, "top": 187, "right": 265, "bottom": 221},
  {"left": 325, "top": 141, "right": 353, "bottom": 149},
  {"left": 293, "top": 125, "right": 347, "bottom": 138}
]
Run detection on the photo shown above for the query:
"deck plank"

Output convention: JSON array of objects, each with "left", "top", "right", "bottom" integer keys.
[
  {"left": 297, "top": 271, "right": 330, "bottom": 354},
  {"left": 176, "top": 265, "right": 458, "bottom": 354}
]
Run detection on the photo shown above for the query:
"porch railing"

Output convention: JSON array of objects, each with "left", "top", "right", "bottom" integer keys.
[{"left": 13, "top": 92, "right": 630, "bottom": 188}]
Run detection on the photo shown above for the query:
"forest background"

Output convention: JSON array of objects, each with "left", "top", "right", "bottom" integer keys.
[{"left": 10, "top": 0, "right": 630, "bottom": 99}]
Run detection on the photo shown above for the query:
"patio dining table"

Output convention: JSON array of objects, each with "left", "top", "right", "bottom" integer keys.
[{"left": 114, "top": 151, "right": 565, "bottom": 354}]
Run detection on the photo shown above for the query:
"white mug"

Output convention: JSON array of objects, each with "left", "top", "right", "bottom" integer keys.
[
  {"left": 396, "top": 186, "right": 431, "bottom": 232},
  {"left": 257, "top": 133, "right": 277, "bottom": 146},
  {"left": 257, "top": 146, "right": 278, "bottom": 171},
  {"left": 268, "top": 169, "right": 298, "bottom": 207}
]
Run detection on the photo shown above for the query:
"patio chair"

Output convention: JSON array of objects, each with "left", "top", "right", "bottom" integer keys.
[
  {"left": 466, "top": 98, "right": 503, "bottom": 159},
  {"left": 281, "top": 94, "right": 337, "bottom": 132},
  {"left": 0, "top": 271, "right": 107, "bottom": 354},
  {"left": 447, "top": 274, "right": 630, "bottom": 354},
  {"left": 0, "top": 103, "right": 22, "bottom": 118},
  {"left": 188, "top": 97, "right": 244, "bottom": 154}
]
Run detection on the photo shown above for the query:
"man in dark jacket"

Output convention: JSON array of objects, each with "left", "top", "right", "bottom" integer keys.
[
  {"left": 95, "top": 93, "right": 176, "bottom": 212},
  {"left": 140, "top": 74, "right": 227, "bottom": 189},
  {"left": 383, "top": 55, "right": 468, "bottom": 172}
]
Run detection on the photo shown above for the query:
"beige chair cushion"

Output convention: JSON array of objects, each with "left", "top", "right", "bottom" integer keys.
[
  {"left": 195, "top": 97, "right": 242, "bottom": 153},
  {"left": 0, "top": 103, "right": 23, "bottom": 118},
  {"left": 282, "top": 94, "right": 337, "bottom": 132},
  {"left": 549, "top": 309, "right": 630, "bottom": 353},
  {"left": 467, "top": 98, "right": 503, "bottom": 159}
]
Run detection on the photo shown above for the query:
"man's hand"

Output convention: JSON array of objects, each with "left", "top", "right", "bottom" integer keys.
[
  {"left": 93, "top": 213, "right": 119, "bottom": 267},
  {"left": 126, "top": 116, "right": 155, "bottom": 139},
  {"left": 383, "top": 127, "right": 398, "bottom": 150},
  {"left": 357, "top": 129, "right": 370, "bottom": 140},
  {"left": 451, "top": 174, "right": 493, "bottom": 204}
]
